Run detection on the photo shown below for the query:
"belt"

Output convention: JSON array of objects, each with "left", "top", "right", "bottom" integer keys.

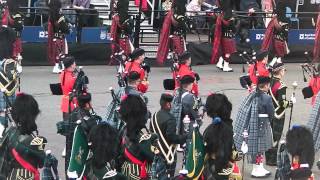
[
  {"left": 54, "top": 33, "right": 64, "bottom": 39},
  {"left": 258, "top": 114, "right": 268, "bottom": 118}
]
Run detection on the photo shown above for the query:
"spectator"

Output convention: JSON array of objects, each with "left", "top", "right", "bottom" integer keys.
[{"left": 72, "top": 0, "right": 91, "bottom": 42}]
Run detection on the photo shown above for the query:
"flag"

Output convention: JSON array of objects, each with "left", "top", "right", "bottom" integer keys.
[
  {"left": 67, "top": 125, "right": 90, "bottom": 179},
  {"left": 186, "top": 124, "right": 205, "bottom": 179}
]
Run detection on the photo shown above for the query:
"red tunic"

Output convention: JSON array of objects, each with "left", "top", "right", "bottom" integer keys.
[
  {"left": 174, "top": 64, "right": 199, "bottom": 96},
  {"left": 124, "top": 61, "right": 148, "bottom": 93},
  {"left": 248, "top": 61, "right": 270, "bottom": 85},
  {"left": 60, "top": 70, "right": 77, "bottom": 113},
  {"left": 309, "top": 77, "right": 320, "bottom": 105}
]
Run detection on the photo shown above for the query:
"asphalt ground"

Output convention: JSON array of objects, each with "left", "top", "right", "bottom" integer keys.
[{"left": 19, "top": 64, "right": 320, "bottom": 179}]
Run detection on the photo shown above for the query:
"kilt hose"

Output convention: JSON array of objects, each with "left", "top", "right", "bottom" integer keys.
[{"left": 265, "top": 116, "right": 285, "bottom": 165}]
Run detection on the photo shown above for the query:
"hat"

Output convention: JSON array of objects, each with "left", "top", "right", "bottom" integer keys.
[
  {"left": 163, "top": 79, "right": 175, "bottom": 90},
  {"left": 62, "top": 55, "right": 75, "bottom": 69},
  {"left": 257, "top": 76, "right": 271, "bottom": 85},
  {"left": 256, "top": 50, "right": 268, "bottom": 61},
  {"left": 178, "top": 51, "right": 191, "bottom": 64},
  {"left": 272, "top": 62, "right": 285, "bottom": 73},
  {"left": 130, "top": 48, "right": 145, "bottom": 60},
  {"left": 127, "top": 71, "right": 140, "bottom": 82},
  {"left": 160, "top": 93, "right": 174, "bottom": 103},
  {"left": 77, "top": 92, "right": 92, "bottom": 105},
  {"left": 180, "top": 75, "right": 195, "bottom": 85}
]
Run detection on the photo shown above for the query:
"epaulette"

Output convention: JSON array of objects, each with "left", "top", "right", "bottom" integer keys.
[{"left": 30, "top": 136, "right": 46, "bottom": 150}]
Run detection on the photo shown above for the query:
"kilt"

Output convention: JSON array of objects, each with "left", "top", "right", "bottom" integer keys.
[
  {"left": 119, "top": 37, "right": 132, "bottom": 58},
  {"left": 0, "top": 92, "right": 15, "bottom": 112},
  {"left": 12, "top": 38, "right": 22, "bottom": 57},
  {"left": 49, "top": 38, "right": 66, "bottom": 64},
  {"left": 234, "top": 92, "right": 273, "bottom": 155},
  {"left": 307, "top": 92, "right": 320, "bottom": 151},
  {"left": 151, "top": 155, "right": 176, "bottom": 180},
  {"left": 273, "top": 39, "right": 287, "bottom": 57},
  {"left": 221, "top": 37, "right": 236, "bottom": 56},
  {"left": 171, "top": 35, "right": 184, "bottom": 56}
]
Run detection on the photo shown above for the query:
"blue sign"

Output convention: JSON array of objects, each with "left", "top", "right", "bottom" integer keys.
[
  {"left": 248, "top": 29, "right": 315, "bottom": 45},
  {"left": 21, "top": 26, "right": 76, "bottom": 43},
  {"left": 81, "top": 27, "right": 111, "bottom": 43}
]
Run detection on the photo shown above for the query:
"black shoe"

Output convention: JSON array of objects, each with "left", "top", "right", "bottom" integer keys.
[{"left": 317, "top": 161, "right": 320, "bottom": 169}]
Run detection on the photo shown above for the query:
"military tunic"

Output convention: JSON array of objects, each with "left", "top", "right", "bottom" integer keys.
[
  {"left": 266, "top": 77, "right": 291, "bottom": 165},
  {"left": 6, "top": 127, "right": 46, "bottom": 180}
]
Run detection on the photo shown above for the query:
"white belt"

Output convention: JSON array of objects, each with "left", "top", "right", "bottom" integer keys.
[{"left": 258, "top": 114, "right": 268, "bottom": 118}]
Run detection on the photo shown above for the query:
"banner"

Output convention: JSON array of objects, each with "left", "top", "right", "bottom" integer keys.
[
  {"left": 80, "top": 27, "right": 111, "bottom": 43},
  {"left": 249, "top": 29, "right": 315, "bottom": 45},
  {"left": 21, "top": 26, "right": 76, "bottom": 43}
]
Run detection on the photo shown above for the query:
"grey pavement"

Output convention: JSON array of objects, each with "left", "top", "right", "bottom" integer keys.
[{"left": 19, "top": 64, "right": 319, "bottom": 179}]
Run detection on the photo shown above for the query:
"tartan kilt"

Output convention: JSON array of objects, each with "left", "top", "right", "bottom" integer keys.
[
  {"left": 121, "top": 160, "right": 152, "bottom": 180},
  {"left": 307, "top": 92, "right": 320, "bottom": 151},
  {"left": 171, "top": 35, "right": 184, "bottom": 56},
  {"left": 119, "top": 37, "right": 132, "bottom": 57},
  {"left": 0, "top": 92, "right": 15, "bottom": 112},
  {"left": 49, "top": 38, "right": 66, "bottom": 64},
  {"left": 12, "top": 38, "right": 22, "bottom": 57},
  {"left": 234, "top": 92, "right": 273, "bottom": 155},
  {"left": 221, "top": 37, "right": 236, "bottom": 55},
  {"left": 273, "top": 39, "right": 287, "bottom": 57}
]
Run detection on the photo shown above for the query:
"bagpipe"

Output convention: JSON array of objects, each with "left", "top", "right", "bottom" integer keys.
[
  {"left": 49, "top": 66, "right": 89, "bottom": 97},
  {"left": 239, "top": 51, "right": 256, "bottom": 89},
  {"left": 301, "top": 52, "right": 319, "bottom": 99}
]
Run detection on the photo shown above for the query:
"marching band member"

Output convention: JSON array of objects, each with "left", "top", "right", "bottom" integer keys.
[
  {"left": 1, "top": 0, "right": 23, "bottom": 60},
  {"left": 60, "top": 55, "right": 77, "bottom": 121},
  {"left": 48, "top": 0, "right": 70, "bottom": 73},
  {"left": 150, "top": 93, "right": 187, "bottom": 179},
  {"left": 174, "top": 52, "right": 200, "bottom": 97},
  {"left": 261, "top": 0, "right": 289, "bottom": 65},
  {"left": 203, "top": 93, "right": 242, "bottom": 180},
  {"left": 109, "top": 0, "right": 133, "bottom": 64},
  {"left": 64, "top": 92, "right": 101, "bottom": 175},
  {"left": 124, "top": 48, "right": 150, "bottom": 93},
  {"left": 156, "top": 0, "right": 188, "bottom": 65},
  {"left": 5, "top": 93, "right": 47, "bottom": 180},
  {"left": 119, "top": 95, "right": 157, "bottom": 179},
  {"left": 203, "top": 118, "right": 235, "bottom": 180},
  {"left": 84, "top": 123, "right": 127, "bottom": 179},
  {"left": 234, "top": 76, "right": 274, "bottom": 178},
  {"left": 211, "top": 0, "right": 237, "bottom": 72},
  {"left": 265, "top": 62, "right": 294, "bottom": 166},
  {"left": 285, "top": 126, "right": 315, "bottom": 180},
  {"left": 248, "top": 50, "right": 270, "bottom": 89}
]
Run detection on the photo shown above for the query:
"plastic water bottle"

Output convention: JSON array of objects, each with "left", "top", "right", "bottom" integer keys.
[{"left": 183, "top": 115, "right": 191, "bottom": 133}]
